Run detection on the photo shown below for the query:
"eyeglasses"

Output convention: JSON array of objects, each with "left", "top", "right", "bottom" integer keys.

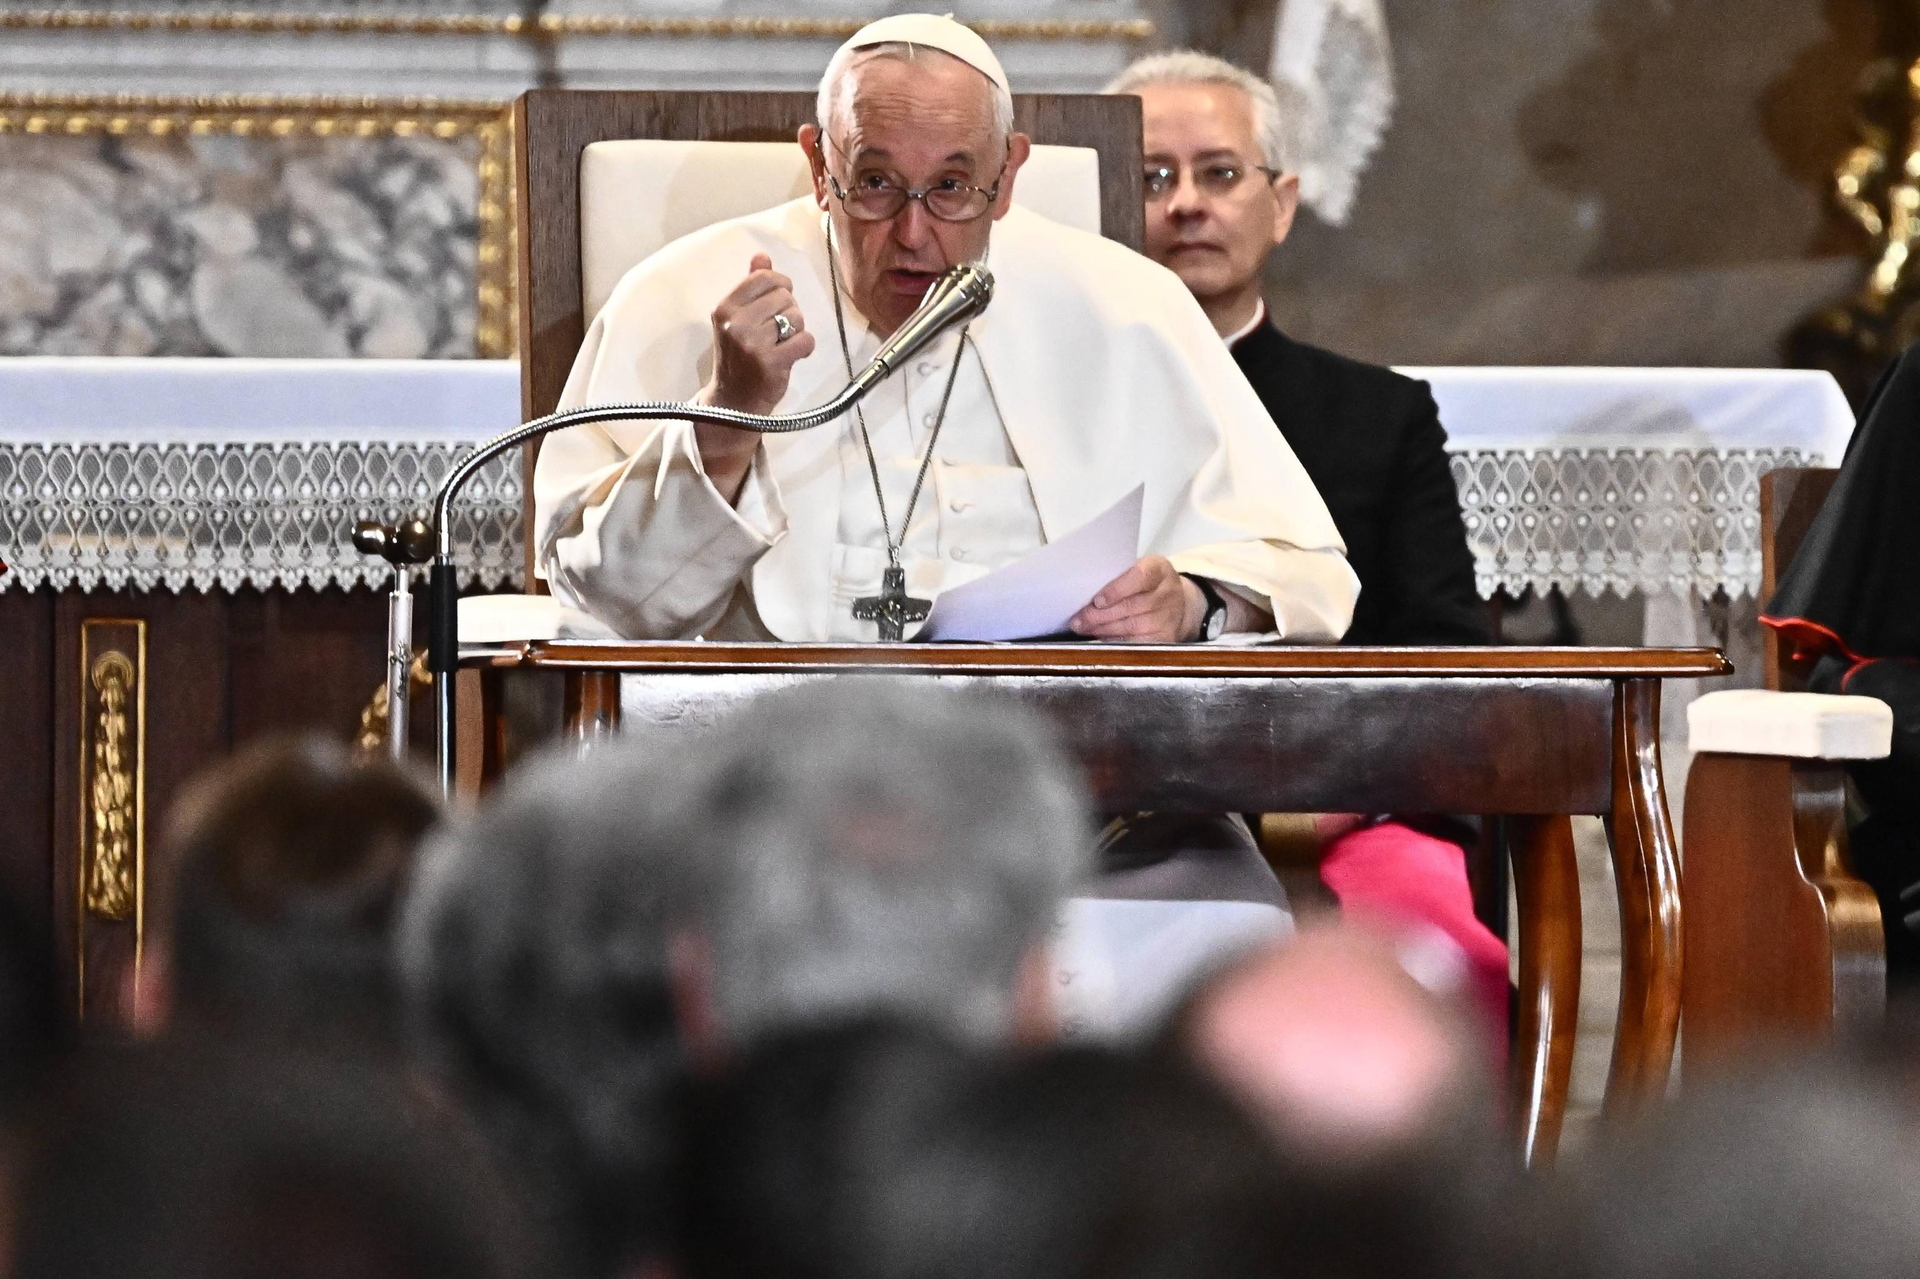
[
  {"left": 1144, "top": 161, "right": 1283, "bottom": 202},
  {"left": 819, "top": 137, "right": 1005, "bottom": 223}
]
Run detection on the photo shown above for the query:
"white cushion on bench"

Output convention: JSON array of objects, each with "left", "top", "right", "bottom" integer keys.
[{"left": 1687, "top": 689, "right": 1893, "bottom": 761}]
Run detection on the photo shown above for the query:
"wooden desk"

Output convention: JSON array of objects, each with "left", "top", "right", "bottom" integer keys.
[{"left": 462, "top": 642, "right": 1731, "bottom": 1162}]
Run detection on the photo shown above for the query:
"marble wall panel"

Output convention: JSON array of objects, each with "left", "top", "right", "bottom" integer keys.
[{"left": 0, "top": 130, "right": 482, "bottom": 358}]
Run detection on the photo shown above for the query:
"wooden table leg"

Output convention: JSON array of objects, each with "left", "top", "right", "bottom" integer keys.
[
  {"left": 563, "top": 669, "right": 622, "bottom": 746},
  {"left": 1604, "top": 678, "right": 1683, "bottom": 1112},
  {"left": 1510, "top": 813, "right": 1580, "bottom": 1165}
]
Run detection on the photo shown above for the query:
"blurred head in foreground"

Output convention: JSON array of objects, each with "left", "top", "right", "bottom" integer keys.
[
  {"left": 1165, "top": 925, "right": 1500, "bottom": 1279},
  {"left": 1172, "top": 924, "right": 1486, "bottom": 1158},
  {"left": 397, "top": 736, "right": 695, "bottom": 1278},
  {"left": 677, "top": 1020, "right": 1296, "bottom": 1279},
  {"left": 11, "top": 1037, "right": 542, "bottom": 1279},
  {"left": 1537, "top": 1064, "right": 1920, "bottom": 1279},
  {"left": 143, "top": 734, "right": 440, "bottom": 1039},
  {"left": 677, "top": 680, "right": 1091, "bottom": 1049}
]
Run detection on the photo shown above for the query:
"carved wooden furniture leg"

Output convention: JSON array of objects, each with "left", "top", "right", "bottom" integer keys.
[
  {"left": 1604, "top": 678, "right": 1684, "bottom": 1111},
  {"left": 563, "top": 669, "right": 622, "bottom": 746},
  {"left": 1681, "top": 754, "right": 1884, "bottom": 1070},
  {"left": 1509, "top": 813, "right": 1580, "bottom": 1166}
]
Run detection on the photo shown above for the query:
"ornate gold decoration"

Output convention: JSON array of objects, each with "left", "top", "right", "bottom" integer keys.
[
  {"left": 0, "top": 9, "right": 1154, "bottom": 41},
  {"left": 0, "top": 91, "right": 518, "bottom": 357},
  {"left": 1791, "top": 26, "right": 1920, "bottom": 401},
  {"left": 76, "top": 619, "right": 147, "bottom": 1022},
  {"left": 76, "top": 618, "right": 146, "bottom": 998},
  {"left": 355, "top": 649, "right": 431, "bottom": 755},
  {"left": 85, "top": 650, "right": 139, "bottom": 921}
]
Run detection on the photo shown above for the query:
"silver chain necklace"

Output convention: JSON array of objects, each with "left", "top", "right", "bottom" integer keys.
[{"left": 826, "top": 222, "right": 970, "bottom": 640}]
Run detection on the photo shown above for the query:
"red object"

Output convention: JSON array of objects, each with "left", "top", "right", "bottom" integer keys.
[{"left": 1319, "top": 820, "right": 1511, "bottom": 1056}]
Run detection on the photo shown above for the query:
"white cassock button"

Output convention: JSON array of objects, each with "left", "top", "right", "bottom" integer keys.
[
  {"left": 917, "top": 361, "right": 936, "bottom": 376},
  {"left": 950, "top": 498, "right": 971, "bottom": 513},
  {"left": 922, "top": 413, "right": 937, "bottom": 427},
  {"left": 953, "top": 547, "right": 970, "bottom": 561}
]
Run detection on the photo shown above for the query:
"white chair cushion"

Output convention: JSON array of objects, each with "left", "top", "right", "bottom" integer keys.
[
  {"left": 579, "top": 139, "right": 1104, "bottom": 321},
  {"left": 459, "top": 593, "right": 617, "bottom": 643},
  {"left": 1687, "top": 689, "right": 1893, "bottom": 761}
]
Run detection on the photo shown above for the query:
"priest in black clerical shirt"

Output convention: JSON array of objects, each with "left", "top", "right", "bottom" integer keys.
[
  {"left": 1109, "top": 52, "right": 1509, "bottom": 1038},
  {"left": 1110, "top": 52, "right": 1484, "bottom": 648},
  {"left": 1226, "top": 323, "right": 1485, "bottom": 645}
]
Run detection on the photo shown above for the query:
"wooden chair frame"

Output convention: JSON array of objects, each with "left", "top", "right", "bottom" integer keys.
[{"left": 1679, "top": 468, "right": 1886, "bottom": 1064}]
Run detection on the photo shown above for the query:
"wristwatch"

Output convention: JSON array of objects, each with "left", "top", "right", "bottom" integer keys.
[{"left": 1188, "top": 575, "right": 1228, "bottom": 642}]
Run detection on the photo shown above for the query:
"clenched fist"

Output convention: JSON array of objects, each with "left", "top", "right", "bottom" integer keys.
[{"left": 695, "top": 253, "right": 818, "bottom": 500}]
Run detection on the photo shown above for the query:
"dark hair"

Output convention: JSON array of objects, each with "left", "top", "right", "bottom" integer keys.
[
  {"left": 677, "top": 1019, "right": 977, "bottom": 1279},
  {"left": 396, "top": 739, "right": 696, "bottom": 1279},
  {"left": 12, "top": 1036, "right": 549, "bottom": 1279},
  {"left": 678, "top": 1022, "right": 1299, "bottom": 1279},
  {"left": 156, "top": 735, "right": 439, "bottom": 1038},
  {"left": 1531, "top": 1063, "right": 1920, "bottom": 1279}
]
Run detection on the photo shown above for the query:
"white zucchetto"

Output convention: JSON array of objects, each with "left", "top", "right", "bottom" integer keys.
[{"left": 831, "top": 12, "right": 1012, "bottom": 99}]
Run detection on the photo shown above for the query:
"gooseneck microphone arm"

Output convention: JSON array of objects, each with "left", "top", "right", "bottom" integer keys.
[{"left": 401, "top": 262, "right": 994, "bottom": 796}]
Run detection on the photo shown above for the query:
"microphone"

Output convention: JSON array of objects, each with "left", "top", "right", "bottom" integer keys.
[
  {"left": 356, "top": 260, "right": 996, "bottom": 794},
  {"left": 849, "top": 263, "right": 994, "bottom": 395}
]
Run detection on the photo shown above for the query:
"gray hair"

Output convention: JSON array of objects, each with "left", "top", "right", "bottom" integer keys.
[
  {"left": 1106, "top": 49, "right": 1299, "bottom": 175},
  {"left": 686, "top": 680, "right": 1090, "bottom": 1046},
  {"left": 394, "top": 736, "right": 697, "bottom": 1271},
  {"left": 817, "top": 40, "right": 1016, "bottom": 145}
]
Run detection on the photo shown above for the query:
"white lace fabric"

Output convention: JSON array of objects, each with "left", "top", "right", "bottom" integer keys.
[
  {"left": 7, "top": 438, "right": 1798, "bottom": 601},
  {"left": 6, "top": 442, "right": 521, "bottom": 592},
  {"left": 1451, "top": 446, "right": 1813, "bottom": 600},
  {"left": 1270, "top": 0, "right": 1396, "bottom": 226}
]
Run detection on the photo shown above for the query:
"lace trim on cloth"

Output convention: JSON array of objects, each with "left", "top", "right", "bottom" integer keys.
[
  {"left": 4, "top": 440, "right": 1803, "bottom": 600},
  {"left": 1452, "top": 447, "right": 1815, "bottom": 601},
  {"left": 2, "top": 442, "right": 521, "bottom": 593},
  {"left": 1270, "top": 0, "right": 1395, "bottom": 227}
]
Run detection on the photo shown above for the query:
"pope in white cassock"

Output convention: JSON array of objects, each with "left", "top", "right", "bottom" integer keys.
[
  {"left": 533, "top": 13, "right": 1360, "bottom": 1036},
  {"left": 534, "top": 16, "right": 1357, "bottom": 648}
]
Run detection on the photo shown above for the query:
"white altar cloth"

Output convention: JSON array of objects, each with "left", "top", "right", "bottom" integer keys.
[
  {"left": 1407, "top": 365, "right": 1853, "bottom": 458},
  {"left": 0, "top": 358, "right": 1851, "bottom": 598},
  {"left": 0, "top": 357, "right": 523, "bottom": 444}
]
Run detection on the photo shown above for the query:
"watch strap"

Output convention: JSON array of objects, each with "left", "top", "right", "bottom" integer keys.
[{"left": 1188, "top": 575, "right": 1228, "bottom": 641}]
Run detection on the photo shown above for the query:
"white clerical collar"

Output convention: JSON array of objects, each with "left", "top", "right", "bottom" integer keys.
[{"left": 1223, "top": 298, "right": 1268, "bottom": 349}]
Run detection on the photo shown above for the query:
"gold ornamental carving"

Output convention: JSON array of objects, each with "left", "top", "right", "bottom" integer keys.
[
  {"left": 0, "top": 91, "right": 518, "bottom": 358},
  {"left": 355, "top": 649, "right": 431, "bottom": 755},
  {"left": 77, "top": 620, "right": 146, "bottom": 935},
  {"left": 85, "top": 651, "right": 138, "bottom": 921},
  {"left": 1791, "top": 14, "right": 1920, "bottom": 400},
  {"left": 0, "top": 9, "right": 1155, "bottom": 42}
]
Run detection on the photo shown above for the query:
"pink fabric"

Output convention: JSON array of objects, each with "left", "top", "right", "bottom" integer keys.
[{"left": 1319, "top": 821, "right": 1510, "bottom": 1052}]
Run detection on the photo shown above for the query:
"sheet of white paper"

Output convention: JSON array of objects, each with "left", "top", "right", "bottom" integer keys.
[{"left": 920, "top": 485, "right": 1143, "bottom": 642}]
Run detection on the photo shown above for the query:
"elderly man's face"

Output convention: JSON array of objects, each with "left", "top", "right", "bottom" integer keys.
[
  {"left": 1135, "top": 81, "right": 1297, "bottom": 309},
  {"left": 802, "top": 52, "right": 1028, "bottom": 337}
]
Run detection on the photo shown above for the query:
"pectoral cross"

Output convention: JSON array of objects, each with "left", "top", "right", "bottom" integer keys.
[{"left": 852, "top": 565, "right": 931, "bottom": 642}]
